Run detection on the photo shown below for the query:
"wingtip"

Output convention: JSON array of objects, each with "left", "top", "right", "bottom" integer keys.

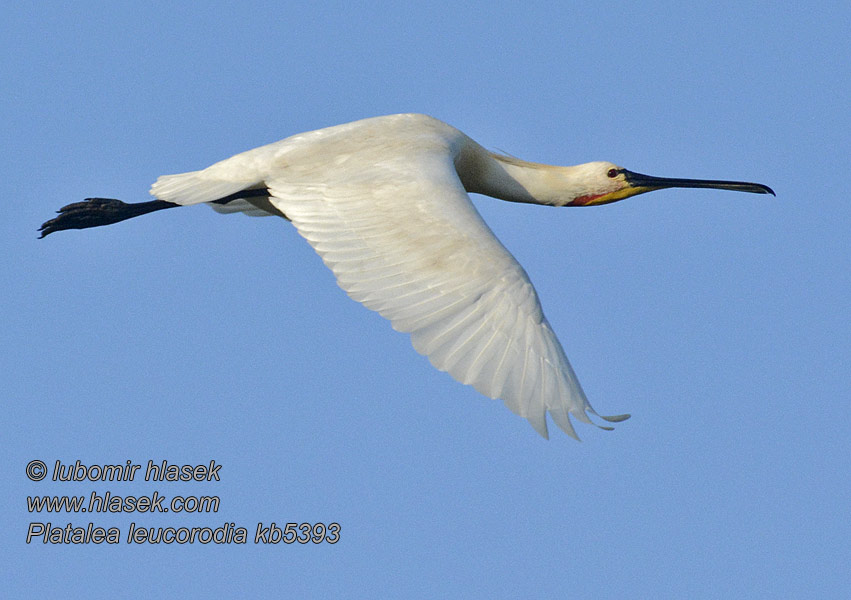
[
  {"left": 599, "top": 413, "right": 631, "bottom": 423},
  {"left": 530, "top": 419, "right": 550, "bottom": 440}
]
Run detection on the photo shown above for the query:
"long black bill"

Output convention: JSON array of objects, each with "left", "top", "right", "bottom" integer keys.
[{"left": 622, "top": 169, "right": 775, "bottom": 196}]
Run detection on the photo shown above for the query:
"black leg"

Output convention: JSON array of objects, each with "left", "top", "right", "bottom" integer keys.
[
  {"left": 38, "top": 188, "right": 272, "bottom": 238},
  {"left": 38, "top": 198, "right": 179, "bottom": 238}
]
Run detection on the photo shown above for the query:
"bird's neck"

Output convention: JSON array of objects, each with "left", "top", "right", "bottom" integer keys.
[{"left": 458, "top": 147, "right": 577, "bottom": 207}]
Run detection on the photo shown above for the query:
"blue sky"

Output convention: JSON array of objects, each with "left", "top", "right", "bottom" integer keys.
[{"left": 3, "top": 2, "right": 849, "bottom": 598}]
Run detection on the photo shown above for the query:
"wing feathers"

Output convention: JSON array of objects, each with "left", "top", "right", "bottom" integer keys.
[{"left": 258, "top": 143, "right": 619, "bottom": 438}]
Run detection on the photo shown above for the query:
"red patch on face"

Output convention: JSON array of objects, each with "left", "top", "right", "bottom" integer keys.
[{"left": 568, "top": 193, "right": 605, "bottom": 206}]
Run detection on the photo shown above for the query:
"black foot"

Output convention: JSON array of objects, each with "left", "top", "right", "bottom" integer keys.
[{"left": 39, "top": 198, "right": 177, "bottom": 238}]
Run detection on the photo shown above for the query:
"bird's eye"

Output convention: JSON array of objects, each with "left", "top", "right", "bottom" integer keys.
[{"left": 607, "top": 168, "right": 619, "bottom": 178}]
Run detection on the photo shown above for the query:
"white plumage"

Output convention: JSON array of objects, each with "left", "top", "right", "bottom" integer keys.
[
  {"left": 45, "top": 113, "right": 772, "bottom": 438},
  {"left": 151, "top": 114, "right": 628, "bottom": 438}
]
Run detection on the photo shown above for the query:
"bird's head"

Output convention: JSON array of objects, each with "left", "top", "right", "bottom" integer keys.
[{"left": 563, "top": 161, "right": 774, "bottom": 206}]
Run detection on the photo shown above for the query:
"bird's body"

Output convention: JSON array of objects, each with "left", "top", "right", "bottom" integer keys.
[{"left": 40, "top": 113, "right": 773, "bottom": 439}]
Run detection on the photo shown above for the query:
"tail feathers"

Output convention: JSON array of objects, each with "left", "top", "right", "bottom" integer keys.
[
  {"left": 150, "top": 170, "right": 280, "bottom": 217},
  {"left": 150, "top": 171, "right": 259, "bottom": 207}
]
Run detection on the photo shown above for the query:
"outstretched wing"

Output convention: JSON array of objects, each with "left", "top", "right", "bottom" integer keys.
[{"left": 265, "top": 149, "right": 625, "bottom": 438}]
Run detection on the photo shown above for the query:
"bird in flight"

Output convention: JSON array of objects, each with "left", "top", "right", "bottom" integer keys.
[{"left": 40, "top": 114, "right": 773, "bottom": 439}]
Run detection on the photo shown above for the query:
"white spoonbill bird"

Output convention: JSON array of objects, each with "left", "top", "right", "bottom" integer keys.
[{"left": 40, "top": 114, "right": 773, "bottom": 439}]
